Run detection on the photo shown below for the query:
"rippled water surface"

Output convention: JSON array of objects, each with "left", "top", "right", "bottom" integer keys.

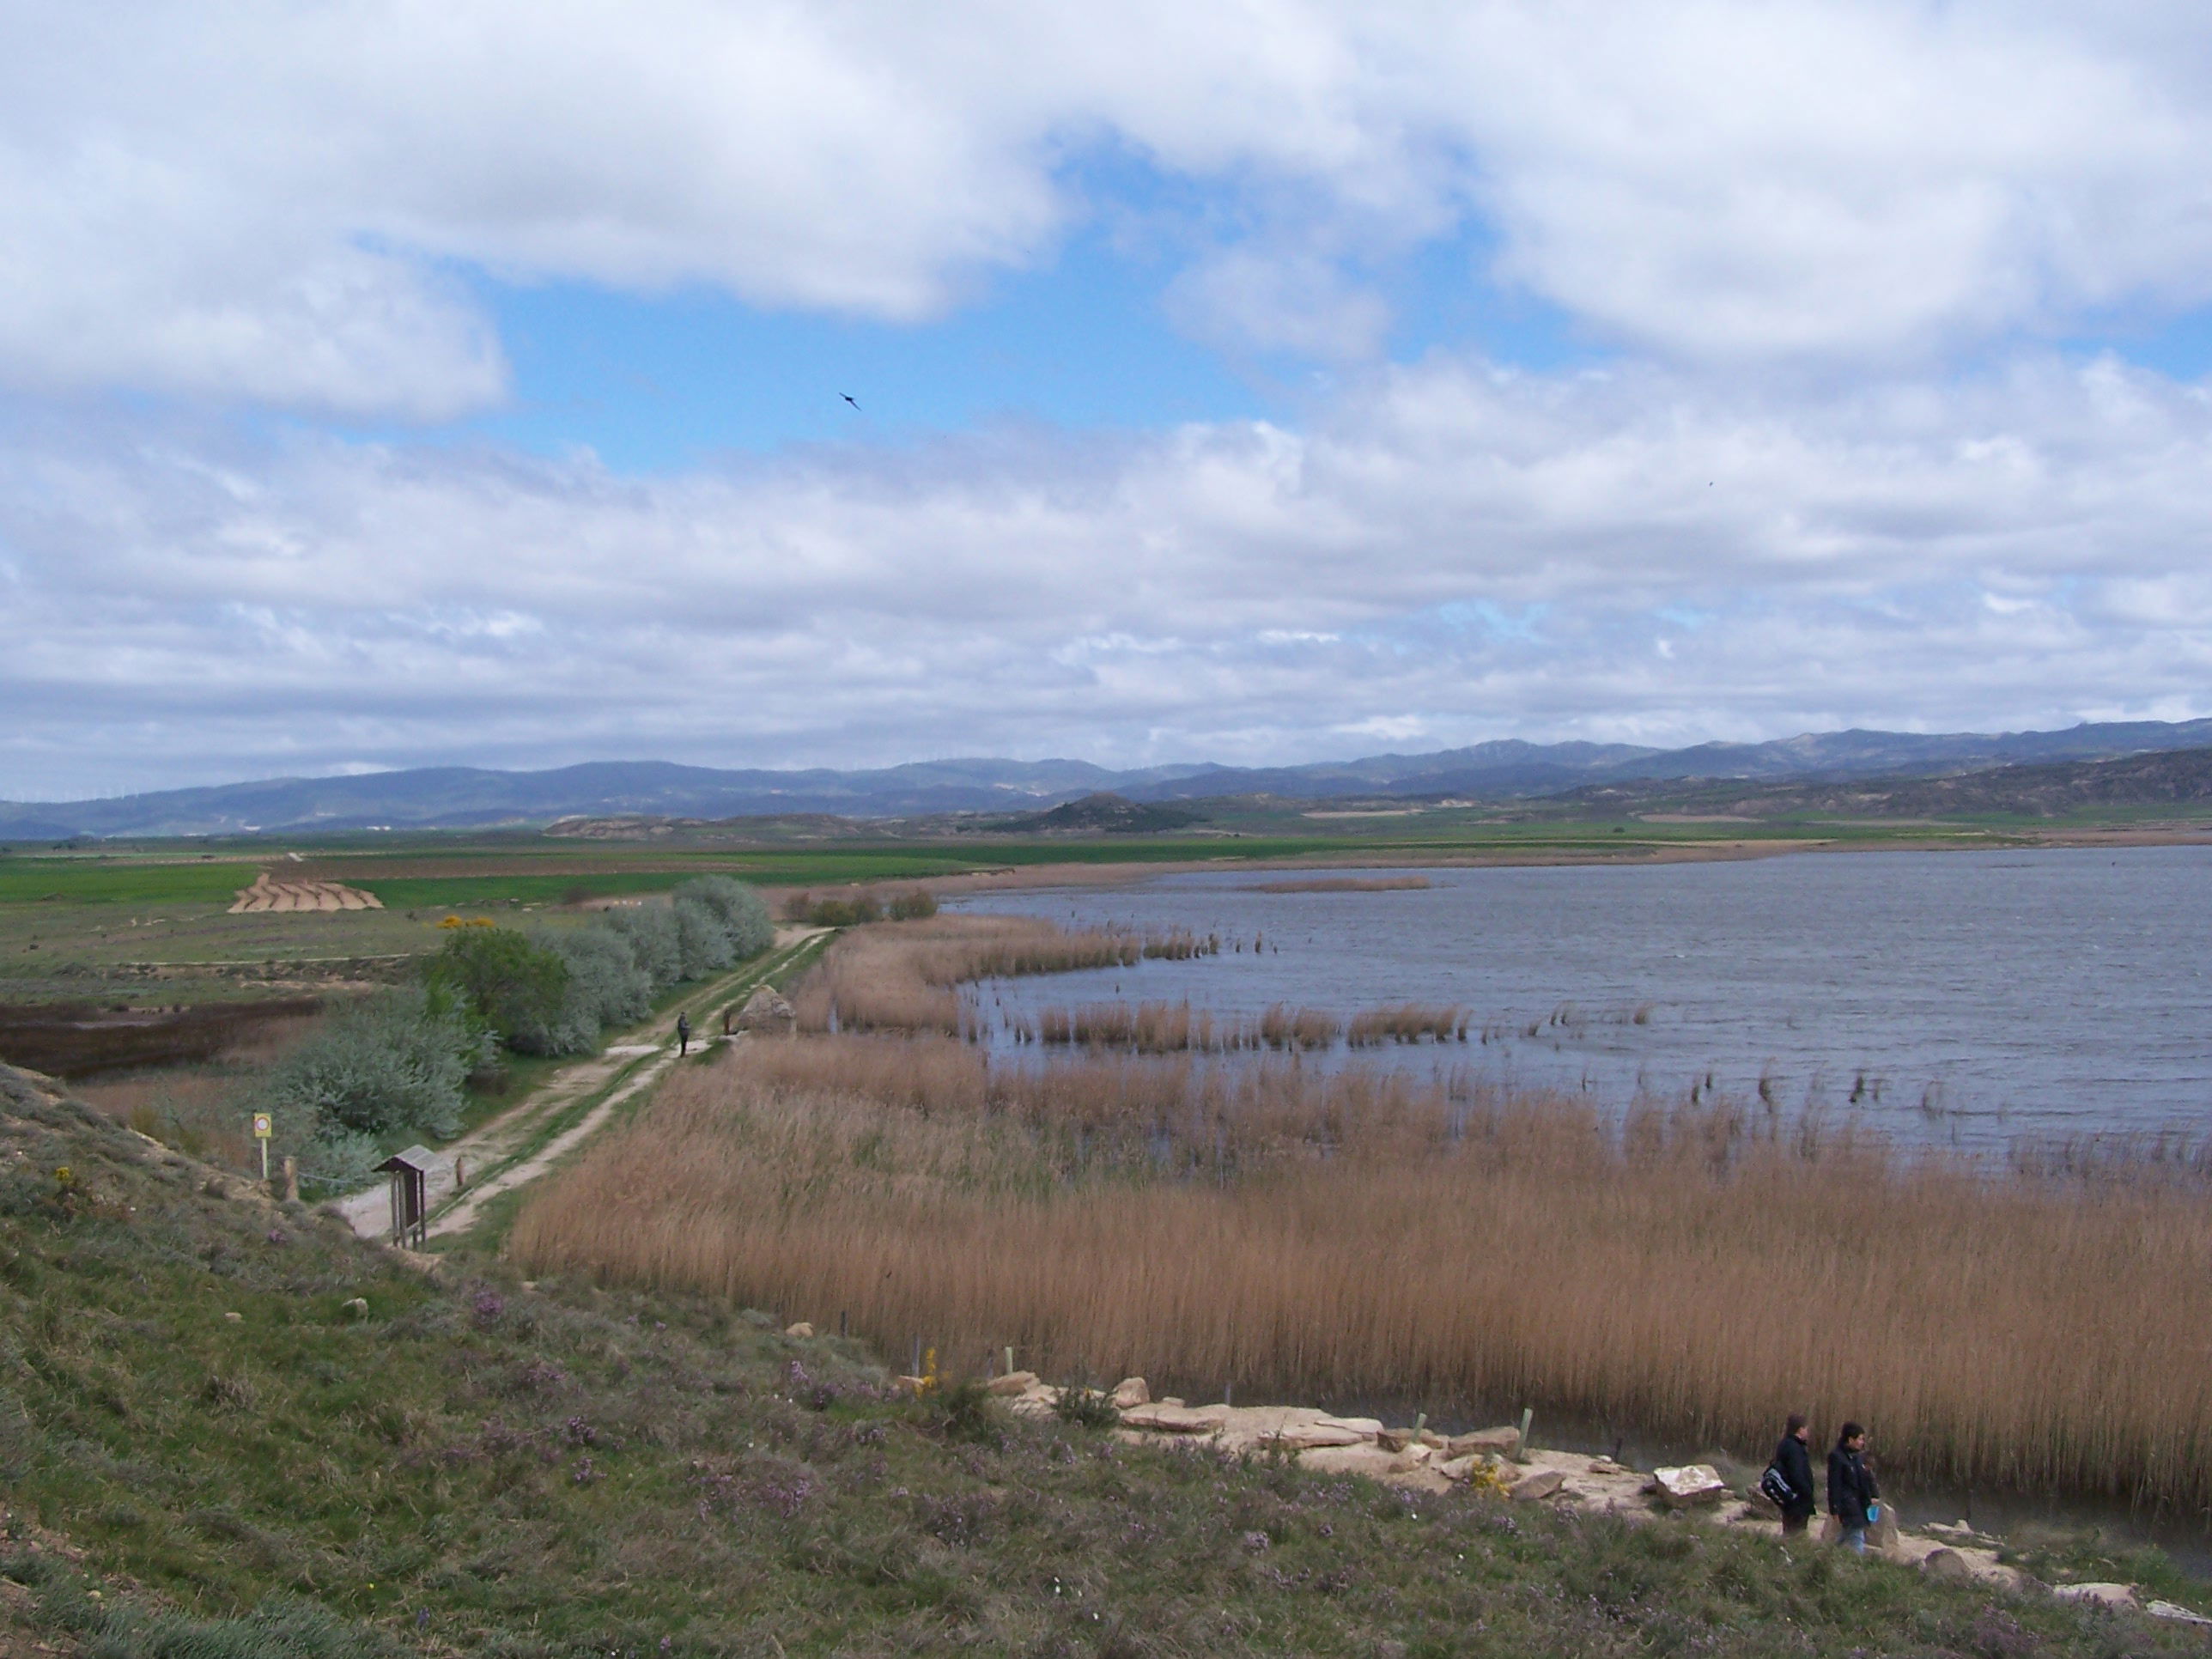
[{"left": 950, "top": 844, "right": 2212, "bottom": 1148}]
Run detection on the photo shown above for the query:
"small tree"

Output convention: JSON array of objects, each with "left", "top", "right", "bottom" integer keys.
[
  {"left": 524, "top": 924, "right": 654, "bottom": 1053},
  {"left": 603, "top": 905, "right": 683, "bottom": 988},
  {"left": 675, "top": 876, "right": 774, "bottom": 958},
  {"left": 260, "top": 988, "right": 483, "bottom": 1144},
  {"left": 423, "top": 927, "right": 570, "bottom": 1049}
]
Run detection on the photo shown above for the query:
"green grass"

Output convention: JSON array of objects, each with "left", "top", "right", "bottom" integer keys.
[
  {"left": 0, "top": 856, "right": 258, "bottom": 908},
  {"left": 352, "top": 871, "right": 711, "bottom": 909},
  {"left": 2, "top": 1062, "right": 2209, "bottom": 1656}
]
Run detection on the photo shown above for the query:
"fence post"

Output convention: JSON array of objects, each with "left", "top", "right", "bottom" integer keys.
[{"left": 281, "top": 1157, "right": 298, "bottom": 1203}]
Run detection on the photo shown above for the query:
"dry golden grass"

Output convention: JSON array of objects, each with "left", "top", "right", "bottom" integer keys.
[{"left": 511, "top": 1036, "right": 2212, "bottom": 1513}]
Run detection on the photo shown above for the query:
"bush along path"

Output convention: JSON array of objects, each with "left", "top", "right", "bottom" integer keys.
[{"left": 336, "top": 927, "right": 828, "bottom": 1245}]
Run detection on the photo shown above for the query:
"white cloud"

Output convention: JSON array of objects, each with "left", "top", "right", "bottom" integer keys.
[
  {"left": 8, "top": 4, "right": 2212, "bottom": 410},
  {"left": 4, "top": 349, "right": 2212, "bottom": 795}
]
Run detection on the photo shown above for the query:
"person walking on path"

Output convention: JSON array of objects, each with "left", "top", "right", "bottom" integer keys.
[
  {"left": 1827, "top": 1422, "right": 1880, "bottom": 1553},
  {"left": 677, "top": 1012, "right": 691, "bottom": 1057},
  {"left": 1768, "top": 1413, "right": 1818, "bottom": 1535}
]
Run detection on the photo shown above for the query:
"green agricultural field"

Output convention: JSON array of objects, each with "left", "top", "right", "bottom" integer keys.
[{"left": 0, "top": 854, "right": 258, "bottom": 908}]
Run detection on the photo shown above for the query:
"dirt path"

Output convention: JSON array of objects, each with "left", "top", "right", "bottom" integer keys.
[{"left": 337, "top": 927, "right": 825, "bottom": 1243}]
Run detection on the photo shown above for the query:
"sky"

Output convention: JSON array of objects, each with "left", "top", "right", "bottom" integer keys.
[{"left": 7, "top": 2, "right": 2212, "bottom": 800}]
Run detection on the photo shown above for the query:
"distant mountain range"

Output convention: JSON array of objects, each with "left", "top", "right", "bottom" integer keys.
[
  {"left": 1542, "top": 743, "right": 2212, "bottom": 822},
  {"left": 6, "top": 717, "right": 2212, "bottom": 839}
]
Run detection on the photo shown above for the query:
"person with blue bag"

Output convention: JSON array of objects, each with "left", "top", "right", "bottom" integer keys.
[
  {"left": 1760, "top": 1413, "right": 1819, "bottom": 1535},
  {"left": 1827, "top": 1422, "right": 1880, "bottom": 1553}
]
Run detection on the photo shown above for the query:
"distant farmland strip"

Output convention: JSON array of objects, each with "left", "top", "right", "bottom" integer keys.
[{"left": 0, "top": 860, "right": 257, "bottom": 908}]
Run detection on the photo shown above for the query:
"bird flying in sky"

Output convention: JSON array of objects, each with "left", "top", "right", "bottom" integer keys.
[{"left": 841, "top": 394, "right": 860, "bottom": 410}]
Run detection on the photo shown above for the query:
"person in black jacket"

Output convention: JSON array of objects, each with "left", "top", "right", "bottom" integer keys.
[
  {"left": 1770, "top": 1413, "right": 1817, "bottom": 1534},
  {"left": 1827, "top": 1422, "right": 1879, "bottom": 1553}
]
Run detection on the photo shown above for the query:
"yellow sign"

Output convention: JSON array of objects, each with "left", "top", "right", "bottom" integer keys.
[{"left": 252, "top": 1113, "right": 272, "bottom": 1140}]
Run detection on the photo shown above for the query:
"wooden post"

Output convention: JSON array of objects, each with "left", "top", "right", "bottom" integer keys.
[
  {"left": 1516, "top": 1407, "right": 1534, "bottom": 1462},
  {"left": 453, "top": 1154, "right": 467, "bottom": 1193},
  {"left": 281, "top": 1156, "right": 299, "bottom": 1203}
]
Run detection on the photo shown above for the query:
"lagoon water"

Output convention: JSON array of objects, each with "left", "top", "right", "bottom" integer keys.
[{"left": 950, "top": 843, "right": 2212, "bottom": 1150}]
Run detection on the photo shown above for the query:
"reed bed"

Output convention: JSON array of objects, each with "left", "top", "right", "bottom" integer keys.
[
  {"left": 1020, "top": 1000, "right": 1340, "bottom": 1053},
  {"left": 1346, "top": 1003, "right": 1470, "bottom": 1046},
  {"left": 514, "top": 1035, "right": 2212, "bottom": 1516},
  {"left": 791, "top": 916, "right": 1194, "bottom": 1037},
  {"left": 1027, "top": 1001, "right": 1243, "bottom": 1054}
]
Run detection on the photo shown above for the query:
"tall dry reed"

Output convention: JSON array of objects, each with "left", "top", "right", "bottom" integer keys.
[
  {"left": 1022, "top": 1000, "right": 1348, "bottom": 1054},
  {"left": 1346, "top": 1004, "right": 1470, "bottom": 1045},
  {"left": 791, "top": 916, "right": 1158, "bottom": 1036},
  {"left": 510, "top": 1037, "right": 2212, "bottom": 1515}
]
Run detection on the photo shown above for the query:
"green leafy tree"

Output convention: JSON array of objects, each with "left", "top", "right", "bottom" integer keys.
[{"left": 423, "top": 926, "right": 570, "bottom": 1049}]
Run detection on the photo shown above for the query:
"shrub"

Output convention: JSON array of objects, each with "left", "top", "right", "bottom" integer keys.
[
  {"left": 675, "top": 876, "right": 775, "bottom": 958},
  {"left": 422, "top": 927, "right": 569, "bottom": 1050},
  {"left": 672, "top": 896, "right": 738, "bottom": 980},
  {"left": 602, "top": 906, "right": 682, "bottom": 987},
  {"left": 1053, "top": 1384, "right": 1119, "bottom": 1431},
  {"left": 526, "top": 924, "right": 653, "bottom": 1053},
  {"left": 258, "top": 988, "right": 482, "bottom": 1145}
]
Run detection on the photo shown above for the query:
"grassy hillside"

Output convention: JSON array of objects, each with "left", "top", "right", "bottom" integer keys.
[{"left": 0, "top": 1061, "right": 2208, "bottom": 1656}]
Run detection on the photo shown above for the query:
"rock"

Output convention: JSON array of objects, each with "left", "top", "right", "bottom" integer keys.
[
  {"left": 223, "top": 1311, "right": 242, "bottom": 1322},
  {"left": 1437, "top": 1455, "right": 1480, "bottom": 1482},
  {"left": 783, "top": 1322, "right": 814, "bottom": 1339},
  {"left": 1587, "top": 1457, "right": 1625, "bottom": 1475},
  {"left": 1298, "top": 1444, "right": 1404, "bottom": 1479},
  {"left": 1444, "top": 1425, "right": 1522, "bottom": 1458},
  {"left": 1871, "top": 1504, "right": 1900, "bottom": 1551},
  {"left": 341, "top": 1297, "right": 369, "bottom": 1321},
  {"left": 2145, "top": 1600, "right": 2212, "bottom": 1626},
  {"left": 2052, "top": 1583, "right": 2141, "bottom": 1612},
  {"left": 1510, "top": 1468, "right": 1566, "bottom": 1502},
  {"left": 1118, "top": 1402, "right": 1230, "bottom": 1434},
  {"left": 1159, "top": 1396, "right": 1185, "bottom": 1407},
  {"left": 1920, "top": 1548, "right": 1975, "bottom": 1583},
  {"left": 1264, "top": 1420, "right": 1370, "bottom": 1450},
  {"left": 1650, "top": 1466, "right": 1728, "bottom": 1509},
  {"left": 1389, "top": 1444, "right": 1436, "bottom": 1473},
  {"left": 1376, "top": 1428, "right": 1416, "bottom": 1452},
  {"left": 735, "top": 985, "right": 797, "bottom": 1032},
  {"left": 1110, "top": 1376, "right": 1149, "bottom": 1409},
  {"left": 987, "top": 1370, "right": 1039, "bottom": 1397}
]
